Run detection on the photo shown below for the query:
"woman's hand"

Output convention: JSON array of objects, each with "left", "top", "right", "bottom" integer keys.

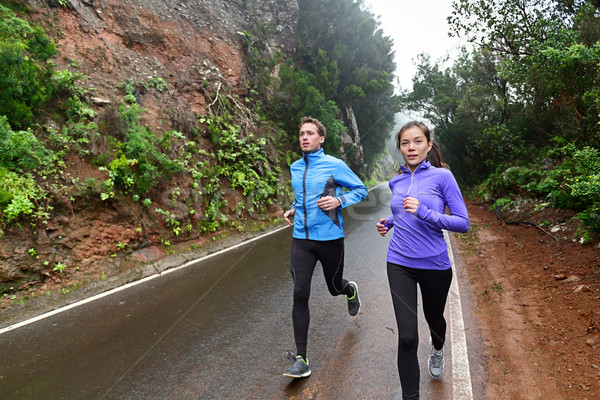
[
  {"left": 317, "top": 196, "right": 341, "bottom": 211},
  {"left": 283, "top": 208, "right": 295, "bottom": 226},
  {"left": 403, "top": 197, "right": 419, "bottom": 214},
  {"left": 376, "top": 218, "right": 389, "bottom": 236}
]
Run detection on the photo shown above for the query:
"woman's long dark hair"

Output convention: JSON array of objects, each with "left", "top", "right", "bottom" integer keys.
[
  {"left": 427, "top": 140, "right": 450, "bottom": 170},
  {"left": 396, "top": 121, "right": 449, "bottom": 171}
]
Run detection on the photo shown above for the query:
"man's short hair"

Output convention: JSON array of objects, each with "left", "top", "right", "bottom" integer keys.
[{"left": 300, "top": 116, "right": 326, "bottom": 137}]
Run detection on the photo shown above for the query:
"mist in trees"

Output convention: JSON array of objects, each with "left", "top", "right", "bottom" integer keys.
[
  {"left": 271, "top": 0, "right": 399, "bottom": 165},
  {"left": 400, "top": 0, "right": 600, "bottom": 234}
]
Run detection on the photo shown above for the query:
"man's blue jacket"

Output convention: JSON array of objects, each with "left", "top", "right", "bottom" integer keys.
[{"left": 290, "top": 149, "right": 368, "bottom": 241}]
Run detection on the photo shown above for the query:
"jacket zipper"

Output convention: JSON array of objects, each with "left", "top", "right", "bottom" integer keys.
[
  {"left": 302, "top": 153, "right": 309, "bottom": 239},
  {"left": 406, "top": 169, "right": 415, "bottom": 196}
]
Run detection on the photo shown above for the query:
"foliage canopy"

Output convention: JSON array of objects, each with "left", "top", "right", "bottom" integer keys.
[
  {"left": 400, "top": 0, "right": 600, "bottom": 235},
  {"left": 264, "top": 0, "right": 398, "bottom": 165}
]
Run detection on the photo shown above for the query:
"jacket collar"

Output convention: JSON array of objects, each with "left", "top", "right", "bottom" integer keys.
[
  {"left": 303, "top": 148, "right": 324, "bottom": 158},
  {"left": 399, "top": 160, "right": 431, "bottom": 174}
]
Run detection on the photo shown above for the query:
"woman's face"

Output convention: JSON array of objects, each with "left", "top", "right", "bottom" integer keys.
[{"left": 399, "top": 126, "right": 432, "bottom": 172}]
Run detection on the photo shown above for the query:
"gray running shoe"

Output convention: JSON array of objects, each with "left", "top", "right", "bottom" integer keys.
[
  {"left": 283, "top": 352, "right": 311, "bottom": 378},
  {"left": 428, "top": 338, "right": 445, "bottom": 378},
  {"left": 347, "top": 281, "right": 360, "bottom": 316}
]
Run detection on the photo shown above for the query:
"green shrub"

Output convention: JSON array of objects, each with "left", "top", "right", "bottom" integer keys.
[
  {"left": 121, "top": 104, "right": 181, "bottom": 192},
  {"left": 52, "top": 67, "right": 90, "bottom": 98},
  {"left": 101, "top": 103, "right": 182, "bottom": 195},
  {"left": 474, "top": 143, "right": 600, "bottom": 234},
  {"left": 518, "top": 145, "right": 600, "bottom": 233},
  {"left": 0, "top": 116, "right": 53, "bottom": 170},
  {"left": 477, "top": 164, "right": 542, "bottom": 198},
  {"left": 568, "top": 147, "right": 600, "bottom": 233},
  {"left": 0, "top": 167, "right": 45, "bottom": 223},
  {"left": 493, "top": 197, "right": 513, "bottom": 212},
  {"left": 0, "top": 4, "right": 56, "bottom": 128},
  {"left": 205, "top": 114, "right": 280, "bottom": 205},
  {"left": 575, "top": 208, "right": 600, "bottom": 234},
  {"left": 116, "top": 77, "right": 169, "bottom": 105},
  {"left": 528, "top": 145, "right": 598, "bottom": 209},
  {"left": 64, "top": 96, "right": 96, "bottom": 122}
]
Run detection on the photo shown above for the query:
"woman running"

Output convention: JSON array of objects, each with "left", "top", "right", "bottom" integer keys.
[{"left": 376, "top": 121, "right": 469, "bottom": 399}]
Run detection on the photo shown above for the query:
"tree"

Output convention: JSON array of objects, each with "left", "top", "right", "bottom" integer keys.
[
  {"left": 427, "top": 0, "right": 600, "bottom": 233},
  {"left": 290, "top": 0, "right": 398, "bottom": 163},
  {"left": 400, "top": 46, "right": 535, "bottom": 185},
  {"left": 449, "top": 0, "right": 600, "bottom": 148},
  {"left": 275, "top": 59, "right": 344, "bottom": 156}
]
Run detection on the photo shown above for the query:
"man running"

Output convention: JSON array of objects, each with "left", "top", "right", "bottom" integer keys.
[{"left": 282, "top": 116, "right": 368, "bottom": 378}]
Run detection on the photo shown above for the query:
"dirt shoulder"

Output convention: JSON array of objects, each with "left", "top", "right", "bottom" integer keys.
[{"left": 455, "top": 201, "right": 600, "bottom": 400}]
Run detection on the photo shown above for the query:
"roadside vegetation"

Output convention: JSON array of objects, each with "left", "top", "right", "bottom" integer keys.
[
  {"left": 0, "top": 0, "right": 397, "bottom": 232},
  {"left": 0, "top": 0, "right": 398, "bottom": 298},
  {"left": 0, "top": 4, "right": 283, "bottom": 239},
  {"left": 400, "top": 0, "right": 600, "bottom": 240}
]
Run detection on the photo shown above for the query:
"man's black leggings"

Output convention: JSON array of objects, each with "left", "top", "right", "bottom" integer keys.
[
  {"left": 387, "top": 262, "right": 453, "bottom": 400},
  {"left": 290, "top": 238, "right": 354, "bottom": 358}
]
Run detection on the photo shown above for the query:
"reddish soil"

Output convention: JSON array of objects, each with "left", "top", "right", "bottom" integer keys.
[
  {"left": 0, "top": 2, "right": 255, "bottom": 306},
  {"left": 456, "top": 200, "right": 600, "bottom": 400}
]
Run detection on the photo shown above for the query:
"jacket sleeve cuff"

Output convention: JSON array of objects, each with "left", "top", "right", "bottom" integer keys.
[
  {"left": 415, "top": 203, "right": 428, "bottom": 219},
  {"left": 384, "top": 215, "right": 394, "bottom": 229}
]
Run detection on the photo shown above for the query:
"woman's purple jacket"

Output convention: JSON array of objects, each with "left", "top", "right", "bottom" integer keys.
[{"left": 383, "top": 161, "right": 470, "bottom": 270}]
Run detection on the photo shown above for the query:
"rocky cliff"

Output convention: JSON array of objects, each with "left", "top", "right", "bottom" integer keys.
[
  {"left": 1, "top": 0, "right": 300, "bottom": 308},
  {"left": 29, "top": 0, "right": 298, "bottom": 115}
]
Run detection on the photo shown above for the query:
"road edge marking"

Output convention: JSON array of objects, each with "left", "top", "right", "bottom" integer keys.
[
  {"left": 0, "top": 182, "right": 386, "bottom": 336},
  {"left": 445, "top": 230, "right": 474, "bottom": 400},
  {"left": 0, "top": 224, "right": 290, "bottom": 336}
]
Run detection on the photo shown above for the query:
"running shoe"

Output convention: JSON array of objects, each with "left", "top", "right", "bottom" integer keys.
[
  {"left": 428, "top": 338, "right": 445, "bottom": 378},
  {"left": 283, "top": 351, "right": 311, "bottom": 378},
  {"left": 347, "top": 281, "right": 361, "bottom": 316}
]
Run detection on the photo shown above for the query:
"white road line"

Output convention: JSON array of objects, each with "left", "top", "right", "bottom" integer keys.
[
  {"left": 445, "top": 231, "right": 474, "bottom": 400},
  {"left": 369, "top": 182, "right": 387, "bottom": 190},
  {"left": 0, "top": 181, "right": 385, "bottom": 336},
  {"left": 0, "top": 224, "right": 291, "bottom": 336}
]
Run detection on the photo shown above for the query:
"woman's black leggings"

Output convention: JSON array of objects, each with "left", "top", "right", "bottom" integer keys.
[
  {"left": 290, "top": 238, "right": 354, "bottom": 358},
  {"left": 387, "top": 262, "right": 453, "bottom": 400}
]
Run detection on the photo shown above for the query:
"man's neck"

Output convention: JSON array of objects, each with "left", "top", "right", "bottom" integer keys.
[{"left": 303, "top": 147, "right": 322, "bottom": 155}]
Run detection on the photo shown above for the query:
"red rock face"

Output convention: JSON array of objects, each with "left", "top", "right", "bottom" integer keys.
[
  {"left": 0, "top": 0, "right": 298, "bottom": 305},
  {"left": 47, "top": 1, "right": 246, "bottom": 116},
  {"left": 30, "top": 0, "right": 298, "bottom": 116}
]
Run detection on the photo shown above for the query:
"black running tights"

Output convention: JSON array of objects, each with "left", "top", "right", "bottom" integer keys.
[
  {"left": 290, "top": 238, "right": 354, "bottom": 358},
  {"left": 387, "top": 262, "right": 453, "bottom": 400}
]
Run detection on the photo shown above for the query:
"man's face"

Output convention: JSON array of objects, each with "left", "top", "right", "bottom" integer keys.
[{"left": 299, "top": 122, "right": 324, "bottom": 153}]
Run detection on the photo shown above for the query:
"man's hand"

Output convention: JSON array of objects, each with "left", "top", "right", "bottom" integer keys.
[
  {"left": 317, "top": 196, "right": 341, "bottom": 211},
  {"left": 283, "top": 208, "right": 295, "bottom": 226}
]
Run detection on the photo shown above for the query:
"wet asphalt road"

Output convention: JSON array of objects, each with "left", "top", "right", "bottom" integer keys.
[{"left": 0, "top": 185, "right": 485, "bottom": 399}]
